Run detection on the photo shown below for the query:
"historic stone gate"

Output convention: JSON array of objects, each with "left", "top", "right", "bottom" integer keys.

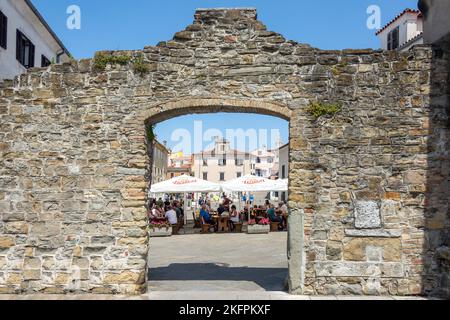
[{"left": 0, "top": 8, "right": 448, "bottom": 297}]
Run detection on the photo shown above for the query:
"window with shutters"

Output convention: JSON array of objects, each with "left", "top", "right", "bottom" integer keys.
[
  {"left": 41, "top": 55, "right": 51, "bottom": 67},
  {"left": 0, "top": 10, "right": 7, "bottom": 49},
  {"left": 218, "top": 157, "right": 226, "bottom": 166},
  {"left": 387, "top": 27, "right": 399, "bottom": 50},
  {"left": 16, "top": 30, "right": 35, "bottom": 68}
]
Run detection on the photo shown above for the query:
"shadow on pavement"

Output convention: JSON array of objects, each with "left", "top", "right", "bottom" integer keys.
[{"left": 149, "top": 263, "right": 288, "bottom": 291}]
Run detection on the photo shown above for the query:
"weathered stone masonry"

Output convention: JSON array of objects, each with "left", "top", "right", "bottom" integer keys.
[{"left": 0, "top": 8, "right": 448, "bottom": 296}]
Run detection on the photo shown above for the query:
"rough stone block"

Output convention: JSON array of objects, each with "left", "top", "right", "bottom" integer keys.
[{"left": 354, "top": 201, "right": 381, "bottom": 229}]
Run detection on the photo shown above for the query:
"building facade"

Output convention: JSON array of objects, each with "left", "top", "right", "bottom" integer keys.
[
  {"left": 151, "top": 139, "right": 169, "bottom": 184},
  {"left": 0, "top": 0, "right": 71, "bottom": 81},
  {"left": 376, "top": 8, "right": 423, "bottom": 52},
  {"left": 167, "top": 152, "right": 193, "bottom": 179},
  {"left": 192, "top": 137, "right": 251, "bottom": 183},
  {"left": 250, "top": 146, "right": 278, "bottom": 178},
  {"left": 278, "top": 143, "right": 289, "bottom": 202}
]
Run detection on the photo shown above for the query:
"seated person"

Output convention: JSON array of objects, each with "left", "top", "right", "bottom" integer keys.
[
  {"left": 267, "top": 204, "right": 283, "bottom": 227},
  {"left": 165, "top": 206, "right": 178, "bottom": 225},
  {"left": 150, "top": 205, "right": 164, "bottom": 220},
  {"left": 217, "top": 204, "right": 226, "bottom": 216},
  {"left": 200, "top": 204, "right": 215, "bottom": 225},
  {"left": 229, "top": 205, "right": 240, "bottom": 231}
]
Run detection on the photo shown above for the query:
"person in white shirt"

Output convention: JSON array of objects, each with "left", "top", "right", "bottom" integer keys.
[{"left": 165, "top": 206, "right": 178, "bottom": 225}]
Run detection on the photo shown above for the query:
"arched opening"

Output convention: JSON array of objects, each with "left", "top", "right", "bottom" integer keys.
[{"left": 142, "top": 98, "right": 298, "bottom": 294}]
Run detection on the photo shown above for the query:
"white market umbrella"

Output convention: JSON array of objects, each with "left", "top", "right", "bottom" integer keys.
[
  {"left": 221, "top": 175, "right": 285, "bottom": 193},
  {"left": 222, "top": 175, "right": 287, "bottom": 213},
  {"left": 150, "top": 175, "right": 222, "bottom": 225},
  {"left": 150, "top": 174, "right": 222, "bottom": 193}
]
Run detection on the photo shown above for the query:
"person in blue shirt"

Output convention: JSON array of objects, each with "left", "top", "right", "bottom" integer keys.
[
  {"left": 267, "top": 204, "right": 283, "bottom": 228},
  {"left": 200, "top": 204, "right": 215, "bottom": 225}
]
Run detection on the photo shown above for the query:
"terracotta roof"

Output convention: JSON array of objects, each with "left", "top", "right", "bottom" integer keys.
[{"left": 375, "top": 9, "right": 421, "bottom": 36}]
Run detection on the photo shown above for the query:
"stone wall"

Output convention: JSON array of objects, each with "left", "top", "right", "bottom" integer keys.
[{"left": 0, "top": 8, "right": 448, "bottom": 297}]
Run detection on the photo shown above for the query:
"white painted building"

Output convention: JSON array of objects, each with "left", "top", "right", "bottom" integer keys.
[
  {"left": 192, "top": 137, "right": 251, "bottom": 183},
  {"left": 278, "top": 143, "right": 289, "bottom": 202},
  {"left": 250, "top": 146, "right": 277, "bottom": 178},
  {"left": 0, "top": 0, "right": 71, "bottom": 81},
  {"left": 376, "top": 9, "right": 423, "bottom": 52}
]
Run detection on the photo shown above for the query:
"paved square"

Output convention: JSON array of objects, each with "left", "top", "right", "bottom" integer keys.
[{"left": 148, "top": 232, "right": 289, "bottom": 292}]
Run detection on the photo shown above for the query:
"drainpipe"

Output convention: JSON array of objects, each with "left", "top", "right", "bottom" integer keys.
[{"left": 56, "top": 50, "right": 65, "bottom": 63}]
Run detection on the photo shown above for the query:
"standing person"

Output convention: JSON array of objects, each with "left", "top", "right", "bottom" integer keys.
[
  {"left": 223, "top": 196, "right": 232, "bottom": 211},
  {"left": 165, "top": 206, "right": 178, "bottom": 225}
]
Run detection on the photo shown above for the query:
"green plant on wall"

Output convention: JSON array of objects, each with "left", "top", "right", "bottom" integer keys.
[
  {"left": 133, "top": 55, "right": 150, "bottom": 76},
  {"left": 307, "top": 101, "right": 342, "bottom": 119},
  {"left": 331, "top": 61, "right": 349, "bottom": 76},
  {"left": 146, "top": 124, "right": 156, "bottom": 142},
  {"left": 93, "top": 53, "right": 131, "bottom": 71}
]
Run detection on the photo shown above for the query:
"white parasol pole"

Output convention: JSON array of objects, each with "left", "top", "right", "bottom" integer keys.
[{"left": 184, "top": 192, "right": 187, "bottom": 226}]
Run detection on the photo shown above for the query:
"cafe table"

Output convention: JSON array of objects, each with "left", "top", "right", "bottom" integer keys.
[{"left": 212, "top": 215, "right": 230, "bottom": 232}]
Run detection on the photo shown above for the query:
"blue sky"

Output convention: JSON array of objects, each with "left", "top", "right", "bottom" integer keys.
[{"left": 32, "top": 0, "right": 419, "bottom": 153}]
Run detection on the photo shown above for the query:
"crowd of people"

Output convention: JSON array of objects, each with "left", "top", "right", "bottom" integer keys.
[
  {"left": 148, "top": 197, "right": 185, "bottom": 225},
  {"left": 198, "top": 193, "right": 289, "bottom": 232},
  {"left": 148, "top": 193, "right": 289, "bottom": 232}
]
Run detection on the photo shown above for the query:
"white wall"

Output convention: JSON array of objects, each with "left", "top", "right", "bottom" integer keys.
[
  {"left": 278, "top": 144, "right": 289, "bottom": 201},
  {"left": 377, "top": 13, "right": 423, "bottom": 50},
  {"left": 0, "top": 0, "right": 68, "bottom": 80}
]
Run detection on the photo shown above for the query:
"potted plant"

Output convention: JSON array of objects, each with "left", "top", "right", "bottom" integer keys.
[
  {"left": 247, "top": 218, "right": 270, "bottom": 234},
  {"left": 148, "top": 220, "right": 172, "bottom": 237}
]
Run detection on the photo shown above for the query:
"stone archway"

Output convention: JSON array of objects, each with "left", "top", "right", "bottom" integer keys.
[
  {"left": 142, "top": 97, "right": 301, "bottom": 293},
  {"left": 0, "top": 8, "right": 446, "bottom": 297}
]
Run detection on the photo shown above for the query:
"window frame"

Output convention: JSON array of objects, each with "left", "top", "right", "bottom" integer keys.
[
  {"left": 0, "top": 10, "right": 7, "bottom": 50},
  {"left": 16, "top": 30, "right": 35, "bottom": 68},
  {"left": 219, "top": 172, "right": 225, "bottom": 181},
  {"left": 387, "top": 26, "right": 400, "bottom": 51},
  {"left": 218, "top": 157, "right": 227, "bottom": 166}
]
